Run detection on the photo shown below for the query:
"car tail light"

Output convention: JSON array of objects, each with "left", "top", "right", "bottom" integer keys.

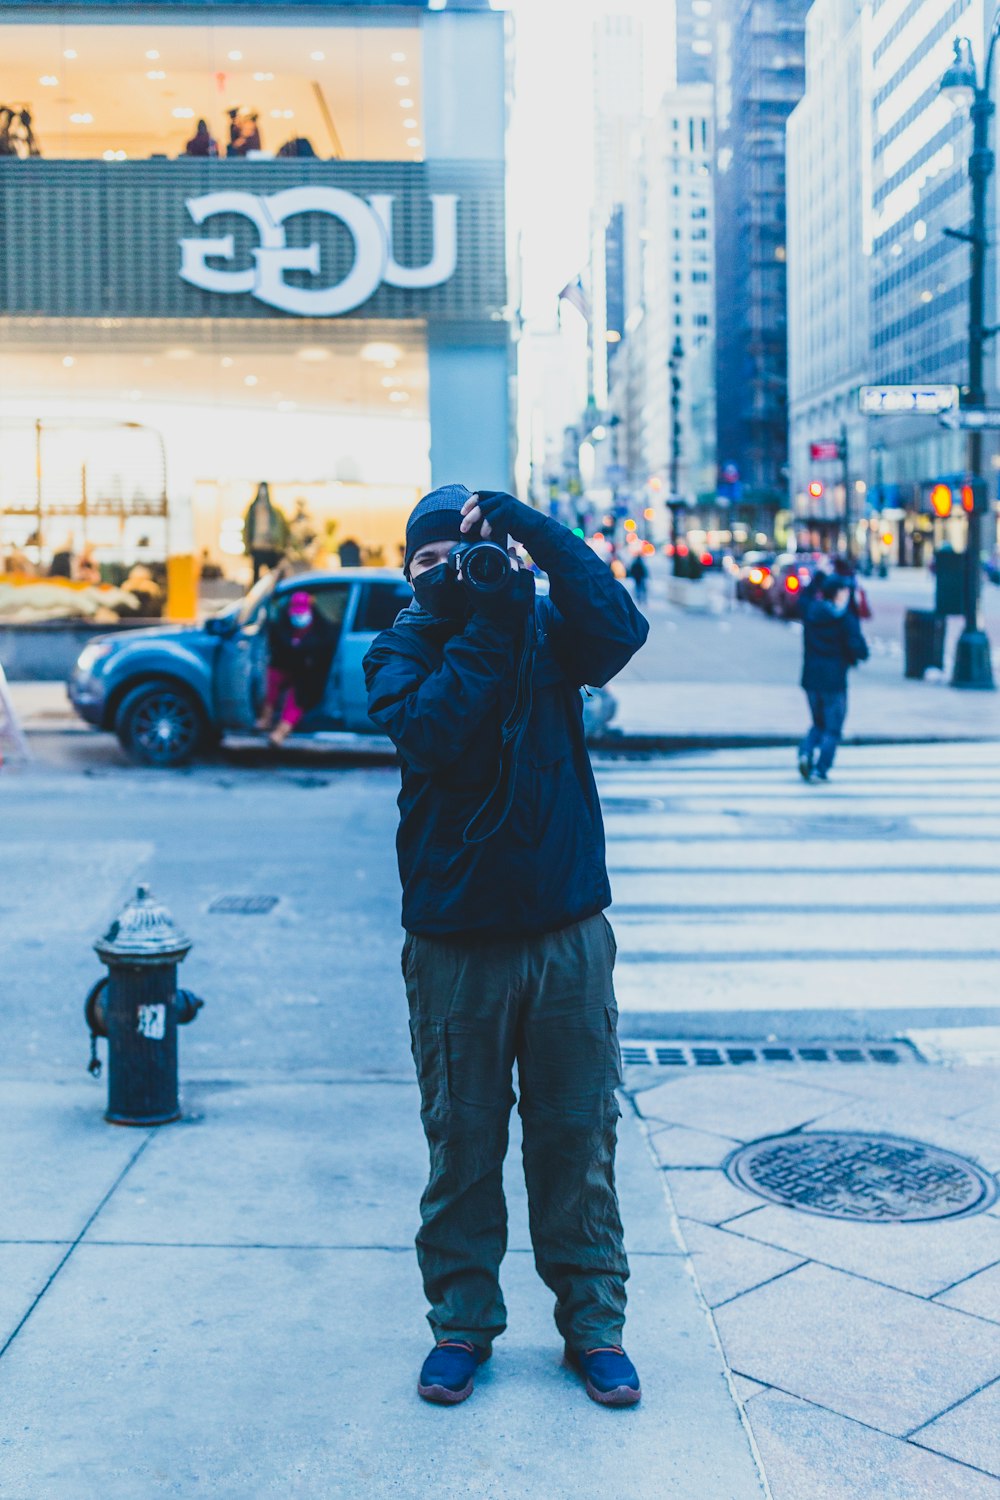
[
  {"left": 701, "top": 552, "right": 713, "bottom": 566},
  {"left": 786, "top": 575, "right": 800, "bottom": 592},
  {"left": 664, "top": 543, "right": 675, "bottom": 556}
]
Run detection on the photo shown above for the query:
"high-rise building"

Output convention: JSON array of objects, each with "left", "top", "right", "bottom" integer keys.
[
  {"left": 786, "top": 0, "right": 870, "bottom": 549},
  {"left": 675, "top": 0, "right": 717, "bottom": 87},
  {"left": 867, "top": 0, "right": 987, "bottom": 547},
  {"left": 714, "top": 0, "right": 809, "bottom": 516},
  {"left": 635, "top": 87, "right": 716, "bottom": 503}
]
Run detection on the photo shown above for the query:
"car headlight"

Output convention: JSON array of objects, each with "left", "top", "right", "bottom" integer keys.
[{"left": 75, "top": 642, "right": 115, "bottom": 676}]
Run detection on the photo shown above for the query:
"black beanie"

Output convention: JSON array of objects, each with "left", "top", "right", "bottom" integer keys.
[{"left": 403, "top": 483, "right": 471, "bottom": 572}]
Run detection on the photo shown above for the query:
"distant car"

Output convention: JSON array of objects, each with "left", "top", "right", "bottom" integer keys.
[
  {"left": 67, "top": 567, "right": 617, "bottom": 766},
  {"left": 765, "top": 553, "right": 825, "bottom": 619},
  {"left": 735, "top": 551, "right": 776, "bottom": 606}
]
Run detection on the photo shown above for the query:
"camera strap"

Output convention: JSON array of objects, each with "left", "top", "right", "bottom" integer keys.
[{"left": 462, "top": 613, "right": 537, "bottom": 846}]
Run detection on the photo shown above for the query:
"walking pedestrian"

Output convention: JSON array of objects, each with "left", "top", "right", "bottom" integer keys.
[
  {"left": 242, "top": 482, "right": 289, "bottom": 583},
  {"left": 798, "top": 572, "right": 868, "bottom": 782},
  {"left": 628, "top": 551, "right": 648, "bottom": 603},
  {"left": 363, "top": 484, "right": 649, "bottom": 1409}
]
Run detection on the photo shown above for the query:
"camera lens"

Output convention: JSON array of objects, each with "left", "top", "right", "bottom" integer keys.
[{"left": 464, "top": 543, "right": 510, "bottom": 592}]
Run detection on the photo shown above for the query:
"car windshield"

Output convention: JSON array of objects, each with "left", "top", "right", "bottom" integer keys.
[{"left": 206, "top": 571, "right": 280, "bottom": 631}]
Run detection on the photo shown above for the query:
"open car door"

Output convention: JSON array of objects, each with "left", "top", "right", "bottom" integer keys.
[{"left": 338, "top": 579, "right": 414, "bottom": 731}]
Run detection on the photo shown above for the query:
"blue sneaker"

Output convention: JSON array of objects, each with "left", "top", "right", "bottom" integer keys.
[
  {"left": 418, "top": 1339, "right": 491, "bottom": 1405},
  {"left": 566, "top": 1344, "right": 641, "bottom": 1407}
]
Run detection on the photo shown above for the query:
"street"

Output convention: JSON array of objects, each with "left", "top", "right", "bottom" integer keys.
[{"left": 2, "top": 733, "right": 999, "bottom": 1496}]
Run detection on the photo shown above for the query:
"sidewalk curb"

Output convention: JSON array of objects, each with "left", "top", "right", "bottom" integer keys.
[{"left": 590, "top": 731, "right": 1000, "bottom": 754}]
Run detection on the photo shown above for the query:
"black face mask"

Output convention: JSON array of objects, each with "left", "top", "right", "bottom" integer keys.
[{"left": 410, "top": 560, "right": 468, "bottom": 620}]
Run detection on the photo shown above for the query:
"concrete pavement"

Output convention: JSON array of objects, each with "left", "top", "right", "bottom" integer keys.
[{"left": 3, "top": 738, "right": 1000, "bottom": 1496}]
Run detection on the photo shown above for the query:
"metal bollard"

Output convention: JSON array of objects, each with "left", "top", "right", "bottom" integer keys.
[{"left": 85, "top": 885, "right": 204, "bottom": 1126}]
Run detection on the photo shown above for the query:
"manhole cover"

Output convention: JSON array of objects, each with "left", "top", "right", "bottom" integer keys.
[{"left": 725, "top": 1131, "right": 998, "bottom": 1223}]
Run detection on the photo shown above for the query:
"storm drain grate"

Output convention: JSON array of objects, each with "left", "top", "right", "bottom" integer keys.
[
  {"left": 619, "top": 1040, "right": 916, "bottom": 1068},
  {"left": 208, "top": 895, "right": 280, "bottom": 915},
  {"left": 725, "top": 1131, "right": 999, "bottom": 1222}
]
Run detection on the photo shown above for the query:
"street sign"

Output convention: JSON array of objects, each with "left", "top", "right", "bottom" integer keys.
[
  {"left": 810, "top": 440, "right": 841, "bottom": 460},
  {"left": 938, "top": 408, "right": 1000, "bottom": 430},
  {"left": 860, "top": 385, "right": 959, "bottom": 415}
]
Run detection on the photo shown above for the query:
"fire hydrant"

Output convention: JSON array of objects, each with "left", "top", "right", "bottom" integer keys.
[{"left": 85, "top": 885, "right": 203, "bottom": 1125}]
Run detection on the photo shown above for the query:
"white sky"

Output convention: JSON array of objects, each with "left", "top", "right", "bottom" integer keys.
[{"left": 504, "top": 0, "right": 676, "bottom": 326}]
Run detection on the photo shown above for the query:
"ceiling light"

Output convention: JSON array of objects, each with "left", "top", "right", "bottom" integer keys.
[
  {"left": 253, "top": 72, "right": 274, "bottom": 82},
  {"left": 145, "top": 50, "right": 159, "bottom": 60},
  {"left": 399, "top": 98, "right": 414, "bottom": 109},
  {"left": 172, "top": 107, "right": 194, "bottom": 118},
  {"left": 389, "top": 391, "right": 409, "bottom": 403},
  {"left": 70, "top": 113, "right": 93, "bottom": 124},
  {"left": 63, "top": 49, "right": 77, "bottom": 60},
  {"left": 147, "top": 70, "right": 166, "bottom": 80},
  {"left": 361, "top": 341, "right": 402, "bottom": 363},
  {"left": 39, "top": 76, "right": 59, "bottom": 86},
  {"left": 311, "top": 51, "right": 325, "bottom": 61},
  {"left": 407, "top": 137, "right": 421, "bottom": 148},
  {"left": 391, "top": 52, "right": 407, "bottom": 62},
  {"left": 221, "top": 357, "right": 234, "bottom": 368},
  {"left": 394, "top": 76, "right": 410, "bottom": 86},
  {"left": 297, "top": 347, "right": 330, "bottom": 362},
  {"left": 62, "top": 356, "right": 75, "bottom": 368},
  {"left": 382, "top": 359, "right": 397, "bottom": 369},
  {"left": 228, "top": 50, "right": 243, "bottom": 61},
  {"left": 164, "top": 348, "right": 194, "bottom": 360},
  {"left": 403, "top": 118, "right": 417, "bottom": 129},
  {"left": 381, "top": 375, "right": 399, "bottom": 388},
  {"left": 244, "top": 375, "right": 258, "bottom": 386}
]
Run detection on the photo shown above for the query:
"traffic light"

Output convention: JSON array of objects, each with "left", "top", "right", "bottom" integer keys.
[
  {"left": 808, "top": 480, "right": 824, "bottom": 500},
  {"left": 961, "top": 478, "right": 988, "bottom": 513},
  {"left": 930, "top": 483, "right": 953, "bottom": 518}
]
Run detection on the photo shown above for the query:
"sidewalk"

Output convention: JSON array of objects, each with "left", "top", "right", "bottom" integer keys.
[
  {"left": 0, "top": 1077, "right": 764, "bottom": 1500},
  {"left": 626, "top": 1048, "right": 1000, "bottom": 1498}
]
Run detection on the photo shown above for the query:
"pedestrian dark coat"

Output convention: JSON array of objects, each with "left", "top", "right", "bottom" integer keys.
[
  {"left": 801, "top": 595, "right": 869, "bottom": 693},
  {"left": 363, "top": 520, "right": 649, "bottom": 939},
  {"left": 268, "top": 610, "right": 338, "bottom": 712}
]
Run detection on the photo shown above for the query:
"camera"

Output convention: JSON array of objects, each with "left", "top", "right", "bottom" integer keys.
[{"left": 448, "top": 538, "right": 512, "bottom": 595}]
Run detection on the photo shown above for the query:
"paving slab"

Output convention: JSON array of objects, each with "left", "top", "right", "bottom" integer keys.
[
  {"left": 0, "top": 1243, "right": 68, "bottom": 1348},
  {"left": 3, "top": 1082, "right": 151, "bottom": 1241},
  {"left": 936, "top": 1261, "right": 1000, "bottom": 1323},
  {"left": 660, "top": 1169, "right": 762, "bottom": 1226},
  {"left": 726, "top": 1202, "right": 1000, "bottom": 1298},
  {"left": 631, "top": 1073, "right": 847, "bottom": 1141},
  {"left": 744, "top": 1389, "right": 1000, "bottom": 1500},
  {"left": 914, "top": 1377, "right": 1000, "bottom": 1479},
  {"left": 714, "top": 1261, "right": 1000, "bottom": 1435},
  {"left": 641, "top": 1122, "right": 741, "bottom": 1168},
  {"left": 676, "top": 1219, "right": 804, "bottom": 1308},
  {"left": 0, "top": 1092, "right": 764, "bottom": 1500},
  {"left": 800, "top": 1098, "right": 1000, "bottom": 1173}
]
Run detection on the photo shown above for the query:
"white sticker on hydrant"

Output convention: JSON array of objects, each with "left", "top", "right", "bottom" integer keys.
[{"left": 137, "top": 1004, "right": 167, "bottom": 1040}]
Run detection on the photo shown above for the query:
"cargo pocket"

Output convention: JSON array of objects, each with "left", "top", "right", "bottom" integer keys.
[{"left": 409, "top": 1017, "right": 449, "bottom": 1130}]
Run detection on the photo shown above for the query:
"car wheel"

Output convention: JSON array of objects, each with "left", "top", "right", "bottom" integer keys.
[{"left": 115, "top": 681, "right": 206, "bottom": 767}]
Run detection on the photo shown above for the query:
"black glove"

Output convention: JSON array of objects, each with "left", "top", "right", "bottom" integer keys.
[
  {"left": 471, "top": 566, "right": 536, "bottom": 630},
  {"left": 474, "top": 491, "right": 544, "bottom": 548}
]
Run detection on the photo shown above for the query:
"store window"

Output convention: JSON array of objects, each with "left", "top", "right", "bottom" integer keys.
[{"left": 0, "top": 18, "right": 423, "bottom": 162}]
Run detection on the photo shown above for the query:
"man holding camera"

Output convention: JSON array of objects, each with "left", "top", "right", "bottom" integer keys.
[{"left": 363, "top": 484, "right": 648, "bottom": 1409}]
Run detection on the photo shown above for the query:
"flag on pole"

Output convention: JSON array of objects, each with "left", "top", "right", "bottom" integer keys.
[{"left": 558, "top": 274, "right": 592, "bottom": 324}]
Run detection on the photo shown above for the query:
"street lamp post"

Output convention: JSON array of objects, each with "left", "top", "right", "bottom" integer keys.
[{"left": 941, "top": 34, "right": 997, "bottom": 688}]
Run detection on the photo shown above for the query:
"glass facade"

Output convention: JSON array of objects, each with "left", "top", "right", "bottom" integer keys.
[
  {"left": 868, "top": 0, "right": 981, "bottom": 510},
  {"left": 0, "top": 3, "right": 509, "bottom": 581}
]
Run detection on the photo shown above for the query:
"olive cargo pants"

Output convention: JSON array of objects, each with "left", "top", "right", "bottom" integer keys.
[{"left": 402, "top": 913, "right": 630, "bottom": 1351}]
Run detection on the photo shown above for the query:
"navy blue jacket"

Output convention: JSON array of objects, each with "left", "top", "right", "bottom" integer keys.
[
  {"left": 801, "top": 596, "right": 869, "bottom": 693},
  {"left": 363, "top": 518, "right": 649, "bottom": 939}
]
